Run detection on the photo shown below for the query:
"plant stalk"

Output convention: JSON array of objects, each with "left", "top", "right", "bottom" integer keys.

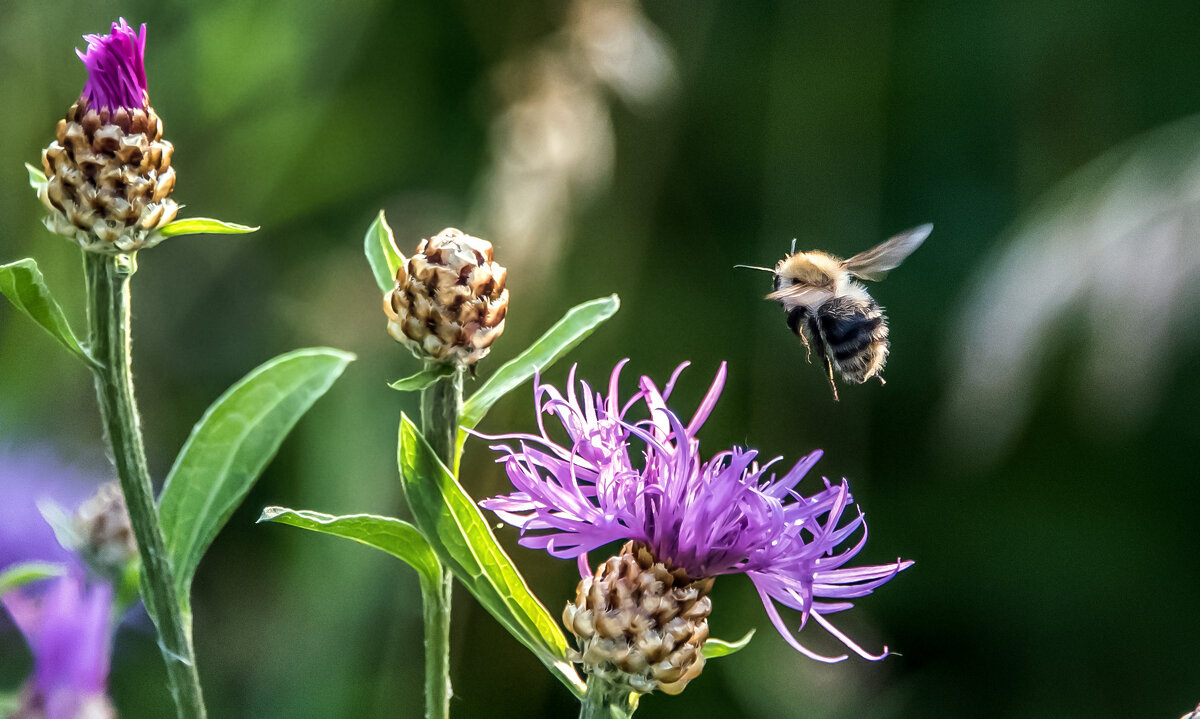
[
  {"left": 418, "top": 364, "right": 463, "bottom": 719},
  {"left": 84, "top": 252, "right": 207, "bottom": 719},
  {"left": 578, "top": 678, "right": 637, "bottom": 719}
]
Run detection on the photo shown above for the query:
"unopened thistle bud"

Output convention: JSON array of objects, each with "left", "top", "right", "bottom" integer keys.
[
  {"left": 384, "top": 228, "right": 509, "bottom": 366},
  {"left": 563, "top": 542, "right": 713, "bottom": 696},
  {"left": 73, "top": 482, "right": 137, "bottom": 579},
  {"left": 40, "top": 19, "right": 178, "bottom": 253}
]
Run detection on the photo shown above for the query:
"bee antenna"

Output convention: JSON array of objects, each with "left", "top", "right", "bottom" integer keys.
[{"left": 733, "top": 264, "right": 775, "bottom": 273}]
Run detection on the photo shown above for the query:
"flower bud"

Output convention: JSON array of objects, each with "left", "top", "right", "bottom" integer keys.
[
  {"left": 384, "top": 228, "right": 509, "bottom": 366},
  {"left": 73, "top": 482, "right": 137, "bottom": 579},
  {"left": 563, "top": 542, "right": 712, "bottom": 696},
  {"left": 40, "top": 19, "right": 178, "bottom": 253}
]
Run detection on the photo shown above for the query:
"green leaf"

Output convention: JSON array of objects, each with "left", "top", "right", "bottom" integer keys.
[
  {"left": 0, "top": 561, "right": 66, "bottom": 596},
  {"left": 364, "top": 210, "right": 404, "bottom": 293},
  {"left": 114, "top": 557, "right": 143, "bottom": 615},
  {"left": 703, "top": 629, "right": 756, "bottom": 659},
  {"left": 158, "top": 348, "right": 354, "bottom": 616},
  {"left": 460, "top": 295, "right": 619, "bottom": 431},
  {"left": 257, "top": 507, "right": 440, "bottom": 591},
  {"left": 0, "top": 258, "right": 91, "bottom": 365},
  {"left": 157, "top": 217, "right": 259, "bottom": 238},
  {"left": 398, "top": 414, "right": 586, "bottom": 698},
  {"left": 388, "top": 364, "right": 456, "bottom": 392},
  {"left": 37, "top": 498, "right": 81, "bottom": 552},
  {"left": 0, "top": 691, "right": 18, "bottom": 716},
  {"left": 26, "top": 162, "right": 47, "bottom": 189}
]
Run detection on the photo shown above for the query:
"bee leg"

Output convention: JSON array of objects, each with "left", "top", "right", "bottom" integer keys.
[
  {"left": 822, "top": 354, "right": 840, "bottom": 401},
  {"left": 786, "top": 307, "right": 813, "bottom": 363},
  {"left": 806, "top": 313, "right": 839, "bottom": 401}
]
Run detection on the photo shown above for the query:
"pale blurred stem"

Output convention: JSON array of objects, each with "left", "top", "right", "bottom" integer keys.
[
  {"left": 84, "top": 252, "right": 208, "bottom": 719},
  {"left": 579, "top": 679, "right": 637, "bottom": 719},
  {"left": 418, "top": 365, "right": 462, "bottom": 719}
]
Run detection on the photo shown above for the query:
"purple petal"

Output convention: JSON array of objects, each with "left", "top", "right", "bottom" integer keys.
[{"left": 77, "top": 18, "right": 149, "bottom": 111}]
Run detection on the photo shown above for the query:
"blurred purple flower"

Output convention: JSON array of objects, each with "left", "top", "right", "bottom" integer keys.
[
  {"left": 77, "top": 18, "right": 148, "bottom": 111},
  {"left": 481, "top": 360, "right": 912, "bottom": 662},
  {"left": 0, "top": 448, "right": 97, "bottom": 572},
  {"left": 3, "top": 574, "right": 115, "bottom": 719}
]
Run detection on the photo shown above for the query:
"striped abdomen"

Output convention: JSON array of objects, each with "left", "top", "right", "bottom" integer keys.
[{"left": 817, "top": 296, "right": 889, "bottom": 383}]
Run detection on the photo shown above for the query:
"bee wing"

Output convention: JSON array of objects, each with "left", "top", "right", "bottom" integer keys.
[
  {"left": 842, "top": 223, "right": 932, "bottom": 281},
  {"left": 765, "top": 284, "right": 835, "bottom": 309}
]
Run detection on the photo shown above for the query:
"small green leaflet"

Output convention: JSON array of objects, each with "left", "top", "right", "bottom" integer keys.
[
  {"left": 389, "top": 364, "right": 458, "bottom": 392},
  {"left": 703, "top": 629, "right": 756, "bottom": 659},
  {"left": 157, "top": 218, "right": 259, "bottom": 238},
  {"left": 26, "top": 162, "right": 47, "bottom": 189},
  {"left": 364, "top": 210, "right": 404, "bottom": 293},
  {"left": 257, "top": 508, "right": 441, "bottom": 593},
  {"left": 0, "top": 562, "right": 66, "bottom": 597},
  {"left": 158, "top": 348, "right": 354, "bottom": 622},
  {"left": 398, "top": 414, "right": 586, "bottom": 698},
  {"left": 0, "top": 258, "right": 91, "bottom": 365}
]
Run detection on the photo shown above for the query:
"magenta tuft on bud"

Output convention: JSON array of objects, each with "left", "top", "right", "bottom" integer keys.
[{"left": 77, "top": 18, "right": 149, "bottom": 112}]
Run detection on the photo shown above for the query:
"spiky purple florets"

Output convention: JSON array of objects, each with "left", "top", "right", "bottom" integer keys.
[
  {"left": 76, "top": 18, "right": 148, "bottom": 111},
  {"left": 480, "top": 360, "right": 911, "bottom": 662},
  {"left": 3, "top": 574, "right": 114, "bottom": 717}
]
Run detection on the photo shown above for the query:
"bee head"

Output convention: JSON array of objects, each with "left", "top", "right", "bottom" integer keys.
[{"left": 775, "top": 251, "right": 840, "bottom": 292}]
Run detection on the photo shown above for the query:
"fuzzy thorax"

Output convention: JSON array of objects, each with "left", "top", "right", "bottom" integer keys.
[
  {"left": 40, "top": 99, "right": 178, "bottom": 252},
  {"left": 384, "top": 228, "right": 509, "bottom": 366},
  {"left": 563, "top": 542, "right": 713, "bottom": 696}
]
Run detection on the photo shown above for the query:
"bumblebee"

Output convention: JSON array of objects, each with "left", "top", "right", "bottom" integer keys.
[{"left": 740, "top": 224, "right": 931, "bottom": 400}]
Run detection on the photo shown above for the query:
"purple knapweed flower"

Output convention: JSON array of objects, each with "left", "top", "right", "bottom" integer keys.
[
  {"left": 481, "top": 360, "right": 911, "bottom": 676},
  {"left": 77, "top": 18, "right": 148, "bottom": 111},
  {"left": 2, "top": 573, "right": 116, "bottom": 719}
]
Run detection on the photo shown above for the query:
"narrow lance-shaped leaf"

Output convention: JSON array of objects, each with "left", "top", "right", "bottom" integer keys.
[
  {"left": 0, "top": 562, "right": 67, "bottom": 597},
  {"left": 157, "top": 218, "right": 259, "bottom": 238},
  {"left": 364, "top": 210, "right": 404, "bottom": 293},
  {"left": 389, "top": 363, "right": 456, "bottom": 392},
  {"left": 460, "top": 294, "right": 620, "bottom": 431},
  {"left": 158, "top": 348, "right": 354, "bottom": 619},
  {"left": 398, "top": 414, "right": 586, "bottom": 698},
  {"left": 703, "top": 629, "right": 756, "bottom": 659},
  {"left": 257, "top": 508, "right": 441, "bottom": 592},
  {"left": 0, "top": 258, "right": 91, "bottom": 365}
]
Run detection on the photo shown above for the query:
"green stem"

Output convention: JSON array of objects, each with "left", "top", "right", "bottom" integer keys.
[
  {"left": 579, "top": 678, "right": 637, "bottom": 719},
  {"left": 418, "top": 568, "right": 453, "bottom": 719},
  {"left": 420, "top": 363, "right": 462, "bottom": 467},
  {"left": 84, "top": 253, "right": 207, "bottom": 719},
  {"left": 418, "top": 364, "right": 462, "bottom": 719}
]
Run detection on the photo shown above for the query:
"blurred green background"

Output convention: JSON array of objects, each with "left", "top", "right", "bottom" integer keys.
[{"left": 3, "top": 1, "right": 1200, "bottom": 717}]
